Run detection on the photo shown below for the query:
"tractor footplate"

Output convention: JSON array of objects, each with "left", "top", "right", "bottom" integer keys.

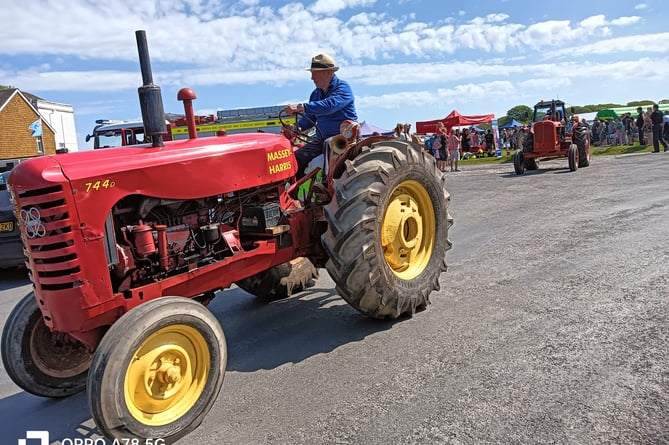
[{"left": 280, "top": 257, "right": 319, "bottom": 296}]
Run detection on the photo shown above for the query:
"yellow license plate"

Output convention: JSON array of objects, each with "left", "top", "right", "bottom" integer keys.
[{"left": 0, "top": 221, "right": 14, "bottom": 232}]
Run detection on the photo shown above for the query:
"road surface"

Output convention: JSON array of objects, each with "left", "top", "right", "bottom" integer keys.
[{"left": 0, "top": 152, "right": 667, "bottom": 444}]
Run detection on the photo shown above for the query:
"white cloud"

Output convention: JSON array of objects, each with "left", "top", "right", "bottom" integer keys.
[
  {"left": 610, "top": 16, "right": 641, "bottom": 26},
  {"left": 1, "top": 0, "right": 666, "bottom": 135},
  {"left": 547, "top": 32, "right": 669, "bottom": 57},
  {"left": 579, "top": 14, "right": 607, "bottom": 31},
  {"left": 309, "top": 0, "right": 376, "bottom": 15},
  {"left": 522, "top": 20, "right": 575, "bottom": 48},
  {"left": 485, "top": 13, "right": 510, "bottom": 23}
]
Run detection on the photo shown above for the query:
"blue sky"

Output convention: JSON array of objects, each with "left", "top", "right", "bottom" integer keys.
[{"left": 1, "top": 0, "right": 667, "bottom": 150}]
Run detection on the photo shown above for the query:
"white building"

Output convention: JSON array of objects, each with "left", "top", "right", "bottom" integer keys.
[{"left": 23, "top": 92, "right": 79, "bottom": 152}]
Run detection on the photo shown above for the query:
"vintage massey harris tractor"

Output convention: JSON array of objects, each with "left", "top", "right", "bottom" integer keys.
[
  {"left": 513, "top": 99, "right": 590, "bottom": 174},
  {"left": 1, "top": 31, "right": 452, "bottom": 443}
]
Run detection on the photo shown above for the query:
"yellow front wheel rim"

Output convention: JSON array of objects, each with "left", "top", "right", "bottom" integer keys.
[
  {"left": 124, "top": 324, "right": 210, "bottom": 426},
  {"left": 382, "top": 180, "right": 436, "bottom": 280}
]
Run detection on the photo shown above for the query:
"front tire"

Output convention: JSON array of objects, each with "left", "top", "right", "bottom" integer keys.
[
  {"left": 1, "top": 292, "right": 91, "bottom": 398},
  {"left": 87, "top": 297, "right": 226, "bottom": 443},
  {"left": 322, "top": 141, "right": 452, "bottom": 319},
  {"left": 513, "top": 149, "right": 525, "bottom": 175},
  {"left": 568, "top": 144, "right": 579, "bottom": 171}
]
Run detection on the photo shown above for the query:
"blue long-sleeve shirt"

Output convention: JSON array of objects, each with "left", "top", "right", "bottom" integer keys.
[{"left": 299, "top": 75, "right": 358, "bottom": 139}]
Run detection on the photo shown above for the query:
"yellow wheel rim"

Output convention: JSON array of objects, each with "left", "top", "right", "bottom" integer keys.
[
  {"left": 382, "top": 180, "right": 436, "bottom": 280},
  {"left": 124, "top": 324, "right": 210, "bottom": 426}
]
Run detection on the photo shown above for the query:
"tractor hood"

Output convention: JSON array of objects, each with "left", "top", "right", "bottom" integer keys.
[{"left": 9, "top": 132, "right": 297, "bottom": 229}]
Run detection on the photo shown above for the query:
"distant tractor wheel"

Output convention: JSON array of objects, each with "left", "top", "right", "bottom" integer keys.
[
  {"left": 236, "top": 257, "right": 318, "bottom": 301},
  {"left": 322, "top": 141, "right": 452, "bottom": 319},
  {"left": 524, "top": 158, "right": 540, "bottom": 170},
  {"left": 88, "top": 297, "right": 226, "bottom": 443},
  {"left": 520, "top": 132, "right": 534, "bottom": 153},
  {"left": 1, "top": 292, "right": 91, "bottom": 398},
  {"left": 574, "top": 126, "right": 590, "bottom": 167},
  {"left": 513, "top": 149, "right": 525, "bottom": 175},
  {"left": 568, "top": 144, "right": 579, "bottom": 171}
]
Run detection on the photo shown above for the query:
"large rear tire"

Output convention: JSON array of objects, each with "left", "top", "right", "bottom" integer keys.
[
  {"left": 1, "top": 292, "right": 91, "bottom": 398},
  {"left": 322, "top": 141, "right": 452, "bottom": 319},
  {"left": 87, "top": 297, "right": 226, "bottom": 443},
  {"left": 574, "top": 126, "right": 590, "bottom": 167},
  {"left": 235, "top": 257, "right": 319, "bottom": 301}
]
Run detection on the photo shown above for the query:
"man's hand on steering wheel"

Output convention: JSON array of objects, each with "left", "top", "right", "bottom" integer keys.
[
  {"left": 283, "top": 103, "right": 305, "bottom": 116},
  {"left": 279, "top": 109, "right": 323, "bottom": 145}
]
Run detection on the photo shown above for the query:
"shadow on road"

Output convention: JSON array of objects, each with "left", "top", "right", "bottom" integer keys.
[
  {"left": 0, "top": 268, "right": 30, "bottom": 291},
  {"left": 206, "top": 285, "right": 399, "bottom": 372},
  {"left": 0, "top": 391, "right": 99, "bottom": 443},
  {"left": 500, "top": 166, "right": 573, "bottom": 178},
  {"left": 0, "top": 283, "right": 398, "bottom": 442}
]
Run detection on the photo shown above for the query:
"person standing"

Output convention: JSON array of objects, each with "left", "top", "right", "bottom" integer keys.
[
  {"left": 403, "top": 123, "right": 413, "bottom": 142},
  {"left": 484, "top": 129, "right": 495, "bottom": 156},
  {"left": 448, "top": 129, "right": 462, "bottom": 172},
  {"left": 394, "top": 123, "right": 408, "bottom": 141},
  {"left": 650, "top": 104, "right": 668, "bottom": 152},
  {"left": 461, "top": 127, "right": 472, "bottom": 159},
  {"left": 622, "top": 113, "right": 633, "bottom": 145},
  {"left": 469, "top": 128, "right": 479, "bottom": 153},
  {"left": 283, "top": 53, "right": 358, "bottom": 178},
  {"left": 435, "top": 122, "right": 448, "bottom": 172},
  {"left": 635, "top": 107, "right": 645, "bottom": 145}
]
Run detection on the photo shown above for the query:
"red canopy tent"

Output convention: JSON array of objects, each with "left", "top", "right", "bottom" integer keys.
[{"left": 415, "top": 109, "right": 495, "bottom": 134}]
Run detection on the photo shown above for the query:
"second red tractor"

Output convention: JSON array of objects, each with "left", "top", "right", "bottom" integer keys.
[{"left": 514, "top": 99, "right": 590, "bottom": 174}]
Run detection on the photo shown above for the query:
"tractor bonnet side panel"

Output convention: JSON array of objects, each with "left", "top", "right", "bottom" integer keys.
[
  {"left": 60, "top": 133, "right": 296, "bottom": 229},
  {"left": 7, "top": 132, "right": 297, "bottom": 341}
]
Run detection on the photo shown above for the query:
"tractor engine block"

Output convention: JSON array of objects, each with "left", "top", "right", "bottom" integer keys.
[{"left": 107, "top": 189, "right": 282, "bottom": 292}]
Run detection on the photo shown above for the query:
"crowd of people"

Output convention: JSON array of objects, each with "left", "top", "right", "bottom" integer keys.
[
  {"left": 403, "top": 124, "right": 502, "bottom": 172},
  {"left": 283, "top": 52, "right": 669, "bottom": 178},
  {"left": 398, "top": 104, "right": 669, "bottom": 168},
  {"left": 589, "top": 105, "right": 669, "bottom": 152}
]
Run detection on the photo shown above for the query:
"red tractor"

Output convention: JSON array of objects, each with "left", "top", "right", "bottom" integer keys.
[
  {"left": 1, "top": 31, "right": 452, "bottom": 443},
  {"left": 513, "top": 99, "right": 590, "bottom": 174}
]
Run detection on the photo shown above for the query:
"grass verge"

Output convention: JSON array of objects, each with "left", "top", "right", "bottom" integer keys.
[{"left": 456, "top": 143, "right": 656, "bottom": 166}]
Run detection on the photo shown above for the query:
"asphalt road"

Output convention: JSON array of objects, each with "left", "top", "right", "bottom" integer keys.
[{"left": 0, "top": 152, "right": 667, "bottom": 445}]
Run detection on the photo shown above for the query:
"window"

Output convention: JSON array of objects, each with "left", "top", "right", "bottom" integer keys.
[{"left": 36, "top": 136, "right": 44, "bottom": 154}]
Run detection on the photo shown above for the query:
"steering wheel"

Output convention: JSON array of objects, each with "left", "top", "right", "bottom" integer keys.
[{"left": 279, "top": 110, "right": 323, "bottom": 144}]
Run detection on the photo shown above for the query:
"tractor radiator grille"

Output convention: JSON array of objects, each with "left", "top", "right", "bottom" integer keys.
[
  {"left": 534, "top": 124, "right": 554, "bottom": 148},
  {"left": 16, "top": 185, "right": 82, "bottom": 290}
]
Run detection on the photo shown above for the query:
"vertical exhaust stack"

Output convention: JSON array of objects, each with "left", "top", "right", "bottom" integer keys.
[{"left": 135, "top": 30, "right": 166, "bottom": 148}]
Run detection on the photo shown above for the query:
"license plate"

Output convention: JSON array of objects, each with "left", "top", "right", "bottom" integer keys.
[{"left": 0, "top": 221, "right": 14, "bottom": 232}]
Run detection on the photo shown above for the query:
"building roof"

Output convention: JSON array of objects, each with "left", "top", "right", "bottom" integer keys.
[
  {"left": 0, "top": 88, "right": 56, "bottom": 133},
  {"left": 0, "top": 88, "right": 45, "bottom": 110},
  {"left": 0, "top": 88, "right": 18, "bottom": 109}
]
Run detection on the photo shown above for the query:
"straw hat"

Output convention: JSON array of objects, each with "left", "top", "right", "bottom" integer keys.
[{"left": 305, "top": 53, "right": 339, "bottom": 72}]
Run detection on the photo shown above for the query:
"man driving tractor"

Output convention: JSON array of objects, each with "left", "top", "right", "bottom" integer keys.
[{"left": 283, "top": 53, "right": 358, "bottom": 178}]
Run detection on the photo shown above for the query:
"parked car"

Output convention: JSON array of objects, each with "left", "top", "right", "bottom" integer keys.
[{"left": 0, "top": 170, "right": 25, "bottom": 268}]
